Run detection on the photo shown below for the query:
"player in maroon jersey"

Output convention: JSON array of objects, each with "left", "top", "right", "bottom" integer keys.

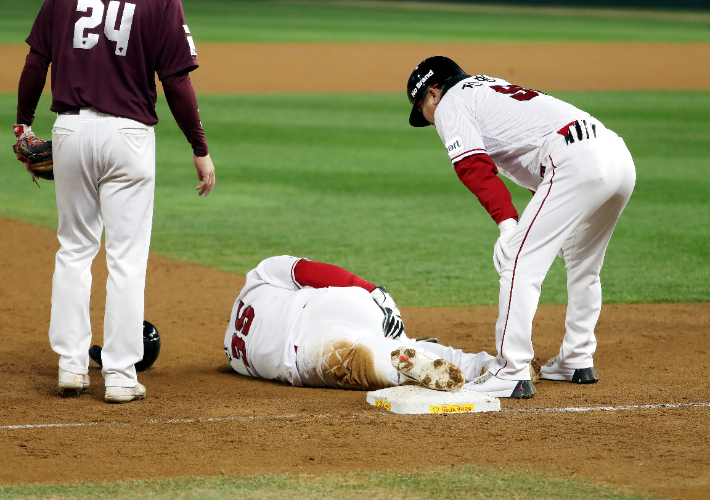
[{"left": 15, "top": 0, "right": 216, "bottom": 402}]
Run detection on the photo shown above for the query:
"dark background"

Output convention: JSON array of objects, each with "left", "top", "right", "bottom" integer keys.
[{"left": 400, "top": 0, "right": 710, "bottom": 10}]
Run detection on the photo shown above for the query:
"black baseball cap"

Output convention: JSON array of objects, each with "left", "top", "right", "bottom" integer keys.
[{"left": 407, "top": 56, "right": 467, "bottom": 127}]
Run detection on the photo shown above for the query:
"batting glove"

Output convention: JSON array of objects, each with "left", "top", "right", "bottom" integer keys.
[
  {"left": 13, "top": 123, "right": 34, "bottom": 140},
  {"left": 371, "top": 286, "right": 405, "bottom": 339},
  {"left": 493, "top": 218, "right": 517, "bottom": 275}
]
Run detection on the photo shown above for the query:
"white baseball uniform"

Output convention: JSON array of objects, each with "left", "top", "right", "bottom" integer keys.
[
  {"left": 223, "top": 256, "right": 493, "bottom": 389},
  {"left": 21, "top": 0, "right": 207, "bottom": 389},
  {"left": 50, "top": 109, "right": 156, "bottom": 387},
  {"left": 435, "top": 75, "right": 636, "bottom": 381}
]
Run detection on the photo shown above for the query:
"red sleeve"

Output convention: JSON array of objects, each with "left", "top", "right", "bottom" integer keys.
[
  {"left": 293, "top": 260, "right": 376, "bottom": 292},
  {"left": 162, "top": 73, "right": 208, "bottom": 156},
  {"left": 454, "top": 153, "right": 518, "bottom": 225},
  {"left": 16, "top": 48, "right": 50, "bottom": 125}
]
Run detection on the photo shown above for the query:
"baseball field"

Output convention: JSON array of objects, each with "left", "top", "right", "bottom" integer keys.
[{"left": 1, "top": 1, "right": 709, "bottom": 498}]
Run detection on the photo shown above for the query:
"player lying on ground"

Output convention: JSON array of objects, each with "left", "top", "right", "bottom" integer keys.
[
  {"left": 406, "top": 57, "right": 635, "bottom": 398},
  {"left": 223, "top": 256, "right": 498, "bottom": 391}
]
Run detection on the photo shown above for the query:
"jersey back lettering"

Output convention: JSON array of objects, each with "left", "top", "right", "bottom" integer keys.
[
  {"left": 435, "top": 75, "right": 591, "bottom": 191},
  {"left": 223, "top": 256, "right": 317, "bottom": 384}
]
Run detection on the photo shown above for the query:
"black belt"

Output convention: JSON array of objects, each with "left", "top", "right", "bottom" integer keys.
[{"left": 60, "top": 107, "right": 95, "bottom": 115}]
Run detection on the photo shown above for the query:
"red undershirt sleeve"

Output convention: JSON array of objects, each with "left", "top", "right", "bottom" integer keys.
[
  {"left": 16, "top": 48, "right": 50, "bottom": 126},
  {"left": 293, "top": 260, "right": 376, "bottom": 292},
  {"left": 161, "top": 72, "right": 208, "bottom": 157},
  {"left": 454, "top": 153, "right": 518, "bottom": 225}
]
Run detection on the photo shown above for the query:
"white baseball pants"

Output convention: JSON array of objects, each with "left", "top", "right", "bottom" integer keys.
[
  {"left": 49, "top": 108, "right": 155, "bottom": 387},
  {"left": 491, "top": 122, "right": 636, "bottom": 381},
  {"left": 295, "top": 287, "right": 492, "bottom": 389}
]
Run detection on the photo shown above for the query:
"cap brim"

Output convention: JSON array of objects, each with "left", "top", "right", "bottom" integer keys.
[{"left": 409, "top": 105, "right": 431, "bottom": 127}]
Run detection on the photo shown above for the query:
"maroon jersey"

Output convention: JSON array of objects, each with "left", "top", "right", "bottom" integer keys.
[{"left": 26, "top": 0, "right": 198, "bottom": 126}]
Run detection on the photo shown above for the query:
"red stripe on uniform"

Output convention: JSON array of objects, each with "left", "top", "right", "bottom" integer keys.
[
  {"left": 291, "top": 259, "right": 303, "bottom": 289},
  {"left": 495, "top": 156, "right": 558, "bottom": 377}
]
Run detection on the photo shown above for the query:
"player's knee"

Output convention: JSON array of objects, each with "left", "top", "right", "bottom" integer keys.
[{"left": 321, "top": 338, "right": 395, "bottom": 390}]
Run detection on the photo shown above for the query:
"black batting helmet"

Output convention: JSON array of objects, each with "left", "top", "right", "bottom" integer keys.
[
  {"left": 88, "top": 320, "right": 161, "bottom": 372},
  {"left": 407, "top": 56, "right": 467, "bottom": 127},
  {"left": 135, "top": 320, "right": 161, "bottom": 371}
]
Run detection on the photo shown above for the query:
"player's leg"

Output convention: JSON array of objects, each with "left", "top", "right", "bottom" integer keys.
[
  {"left": 97, "top": 114, "right": 156, "bottom": 389},
  {"left": 296, "top": 287, "right": 398, "bottom": 389},
  {"left": 49, "top": 113, "right": 102, "bottom": 382},
  {"left": 409, "top": 341, "right": 494, "bottom": 382},
  {"left": 296, "top": 287, "right": 492, "bottom": 389},
  {"left": 486, "top": 130, "right": 621, "bottom": 386},
  {"left": 544, "top": 133, "right": 636, "bottom": 380}
]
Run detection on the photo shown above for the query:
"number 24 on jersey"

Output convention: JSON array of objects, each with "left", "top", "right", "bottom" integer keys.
[{"left": 73, "top": 0, "right": 136, "bottom": 56}]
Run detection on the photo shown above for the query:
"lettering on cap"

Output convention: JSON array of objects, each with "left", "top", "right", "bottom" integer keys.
[{"left": 410, "top": 69, "right": 435, "bottom": 99}]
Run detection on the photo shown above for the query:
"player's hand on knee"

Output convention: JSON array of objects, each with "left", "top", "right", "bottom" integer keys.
[
  {"left": 193, "top": 154, "right": 215, "bottom": 197},
  {"left": 493, "top": 218, "right": 517, "bottom": 275}
]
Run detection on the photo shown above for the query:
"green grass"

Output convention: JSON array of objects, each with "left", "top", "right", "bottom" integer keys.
[
  {"left": 1, "top": 90, "right": 708, "bottom": 306},
  {"left": 0, "top": 467, "right": 663, "bottom": 499},
  {"left": 2, "top": 0, "right": 710, "bottom": 45}
]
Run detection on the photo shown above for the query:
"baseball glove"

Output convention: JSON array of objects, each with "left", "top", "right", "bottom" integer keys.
[{"left": 13, "top": 133, "right": 54, "bottom": 182}]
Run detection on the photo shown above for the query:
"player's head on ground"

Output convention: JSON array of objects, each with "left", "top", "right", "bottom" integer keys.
[{"left": 407, "top": 56, "right": 468, "bottom": 127}]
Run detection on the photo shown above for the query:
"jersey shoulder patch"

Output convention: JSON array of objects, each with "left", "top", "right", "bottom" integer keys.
[{"left": 445, "top": 136, "right": 464, "bottom": 157}]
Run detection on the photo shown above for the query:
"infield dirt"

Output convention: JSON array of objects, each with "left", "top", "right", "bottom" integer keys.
[
  {"left": 1, "top": 217, "right": 709, "bottom": 499},
  {"left": 2, "top": 42, "right": 710, "bottom": 93},
  {"left": 1, "top": 41, "right": 710, "bottom": 499}
]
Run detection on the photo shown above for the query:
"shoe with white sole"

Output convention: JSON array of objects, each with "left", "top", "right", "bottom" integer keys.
[
  {"left": 479, "top": 359, "right": 540, "bottom": 383},
  {"left": 391, "top": 347, "right": 465, "bottom": 391},
  {"left": 58, "top": 368, "right": 89, "bottom": 395},
  {"left": 463, "top": 371, "right": 536, "bottom": 399},
  {"left": 105, "top": 383, "right": 146, "bottom": 403},
  {"left": 540, "top": 356, "right": 598, "bottom": 384},
  {"left": 479, "top": 358, "right": 495, "bottom": 378}
]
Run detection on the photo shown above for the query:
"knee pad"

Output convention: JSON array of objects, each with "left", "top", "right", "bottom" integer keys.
[{"left": 320, "top": 338, "right": 394, "bottom": 390}]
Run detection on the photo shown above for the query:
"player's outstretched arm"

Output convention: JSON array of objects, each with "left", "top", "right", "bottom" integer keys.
[
  {"left": 454, "top": 153, "right": 517, "bottom": 224},
  {"left": 454, "top": 153, "right": 519, "bottom": 273},
  {"left": 293, "top": 259, "right": 406, "bottom": 339},
  {"left": 294, "top": 260, "right": 375, "bottom": 291},
  {"left": 162, "top": 72, "right": 214, "bottom": 196},
  {"left": 193, "top": 154, "right": 215, "bottom": 197}
]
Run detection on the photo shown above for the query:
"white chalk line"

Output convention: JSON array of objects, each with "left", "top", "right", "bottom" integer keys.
[
  {"left": 502, "top": 401, "right": 710, "bottom": 413},
  {"left": 2, "top": 401, "right": 709, "bottom": 431}
]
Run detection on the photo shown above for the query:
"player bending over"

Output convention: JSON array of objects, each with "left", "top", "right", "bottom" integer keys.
[
  {"left": 406, "top": 57, "right": 636, "bottom": 398},
  {"left": 223, "top": 256, "right": 496, "bottom": 391}
]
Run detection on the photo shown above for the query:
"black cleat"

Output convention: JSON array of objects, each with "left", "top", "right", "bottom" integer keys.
[
  {"left": 540, "top": 356, "right": 600, "bottom": 384},
  {"left": 511, "top": 380, "right": 537, "bottom": 399},
  {"left": 571, "top": 367, "right": 599, "bottom": 384}
]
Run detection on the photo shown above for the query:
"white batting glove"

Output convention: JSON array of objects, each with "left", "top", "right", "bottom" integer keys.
[
  {"left": 13, "top": 124, "right": 34, "bottom": 140},
  {"left": 371, "top": 286, "right": 405, "bottom": 339},
  {"left": 493, "top": 218, "right": 517, "bottom": 275}
]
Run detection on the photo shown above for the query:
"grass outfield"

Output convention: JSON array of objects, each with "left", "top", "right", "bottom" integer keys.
[
  {"left": 2, "top": 0, "right": 710, "bottom": 44},
  {"left": 0, "top": 467, "right": 663, "bottom": 500},
  {"left": 1, "top": 90, "right": 708, "bottom": 306},
  {"left": 0, "top": 2, "right": 707, "bottom": 498}
]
